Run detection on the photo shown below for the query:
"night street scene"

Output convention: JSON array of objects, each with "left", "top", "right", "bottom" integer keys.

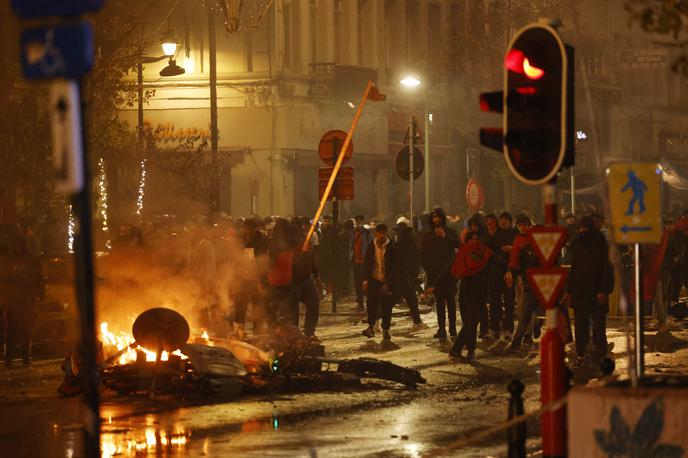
[{"left": 4, "top": 0, "right": 688, "bottom": 457}]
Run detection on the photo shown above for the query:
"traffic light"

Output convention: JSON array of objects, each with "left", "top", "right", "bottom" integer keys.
[{"left": 480, "top": 22, "right": 574, "bottom": 185}]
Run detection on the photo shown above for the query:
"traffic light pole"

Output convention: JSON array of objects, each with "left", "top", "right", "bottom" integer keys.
[
  {"left": 424, "top": 107, "right": 430, "bottom": 213},
  {"left": 540, "top": 179, "right": 566, "bottom": 458},
  {"left": 409, "top": 116, "right": 415, "bottom": 224}
]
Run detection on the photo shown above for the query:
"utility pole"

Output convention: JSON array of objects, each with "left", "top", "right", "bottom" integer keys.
[{"left": 208, "top": 9, "right": 220, "bottom": 218}]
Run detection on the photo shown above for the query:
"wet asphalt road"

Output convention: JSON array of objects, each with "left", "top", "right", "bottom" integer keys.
[{"left": 1, "top": 300, "right": 687, "bottom": 458}]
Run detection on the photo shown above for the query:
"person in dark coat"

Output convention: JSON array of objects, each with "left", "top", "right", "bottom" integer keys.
[
  {"left": 362, "top": 224, "right": 397, "bottom": 341},
  {"left": 2, "top": 236, "right": 44, "bottom": 365},
  {"left": 421, "top": 208, "right": 460, "bottom": 341},
  {"left": 449, "top": 230, "right": 492, "bottom": 360},
  {"left": 290, "top": 218, "right": 321, "bottom": 338},
  {"left": 488, "top": 211, "right": 518, "bottom": 339},
  {"left": 350, "top": 215, "right": 373, "bottom": 312},
  {"left": 563, "top": 215, "right": 614, "bottom": 367},
  {"left": 393, "top": 217, "right": 425, "bottom": 329}
]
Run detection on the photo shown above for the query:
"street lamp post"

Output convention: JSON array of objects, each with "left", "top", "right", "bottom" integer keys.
[
  {"left": 136, "top": 34, "right": 186, "bottom": 144},
  {"left": 136, "top": 34, "right": 185, "bottom": 221},
  {"left": 400, "top": 74, "right": 431, "bottom": 219}
]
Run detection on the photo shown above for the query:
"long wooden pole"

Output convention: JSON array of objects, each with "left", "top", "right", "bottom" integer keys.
[{"left": 302, "top": 80, "right": 375, "bottom": 250}]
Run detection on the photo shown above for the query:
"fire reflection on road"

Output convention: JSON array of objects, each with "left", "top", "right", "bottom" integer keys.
[{"left": 101, "top": 427, "right": 189, "bottom": 457}]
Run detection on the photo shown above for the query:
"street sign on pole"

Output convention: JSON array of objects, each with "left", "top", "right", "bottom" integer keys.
[
  {"left": 465, "top": 178, "right": 484, "bottom": 212},
  {"left": 395, "top": 146, "right": 424, "bottom": 181},
  {"left": 318, "top": 130, "right": 353, "bottom": 164},
  {"left": 526, "top": 267, "right": 569, "bottom": 309},
  {"left": 527, "top": 226, "right": 567, "bottom": 267},
  {"left": 607, "top": 162, "right": 662, "bottom": 244},
  {"left": 49, "top": 81, "right": 85, "bottom": 194},
  {"left": 319, "top": 167, "right": 354, "bottom": 200},
  {"left": 13, "top": 4, "right": 103, "bottom": 456},
  {"left": 11, "top": 0, "right": 105, "bottom": 18},
  {"left": 20, "top": 23, "right": 94, "bottom": 80}
]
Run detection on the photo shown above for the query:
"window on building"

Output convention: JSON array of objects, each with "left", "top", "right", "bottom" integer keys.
[
  {"left": 310, "top": 0, "right": 318, "bottom": 62},
  {"left": 334, "top": 0, "right": 342, "bottom": 63},
  {"left": 358, "top": 0, "right": 368, "bottom": 66},
  {"left": 406, "top": 0, "right": 419, "bottom": 63},
  {"left": 284, "top": 0, "right": 292, "bottom": 68},
  {"left": 428, "top": 3, "right": 442, "bottom": 68}
]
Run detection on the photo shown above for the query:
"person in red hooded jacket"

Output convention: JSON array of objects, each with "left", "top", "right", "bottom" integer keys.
[{"left": 447, "top": 230, "right": 494, "bottom": 360}]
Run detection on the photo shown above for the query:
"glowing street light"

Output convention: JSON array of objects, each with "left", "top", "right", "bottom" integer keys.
[
  {"left": 400, "top": 75, "right": 422, "bottom": 88},
  {"left": 161, "top": 31, "right": 178, "bottom": 57}
]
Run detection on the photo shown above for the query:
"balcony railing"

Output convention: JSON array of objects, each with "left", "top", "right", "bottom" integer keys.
[{"left": 309, "top": 63, "right": 379, "bottom": 99}]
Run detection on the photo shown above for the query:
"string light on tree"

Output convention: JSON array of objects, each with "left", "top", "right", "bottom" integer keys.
[
  {"left": 68, "top": 205, "right": 75, "bottom": 253},
  {"left": 98, "top": 158, "right": 112, "bottom": 250},
  {"left": 136, "top": 159, "right": 147, "bottom": 218}
]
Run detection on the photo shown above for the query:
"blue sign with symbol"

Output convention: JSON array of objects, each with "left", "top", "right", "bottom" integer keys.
[
  {"left": 608, "top": 162, "right": 662, "bottom": 243},
  {"left": 11, "top": 0, "right": 105, "bottom": 18},
  {"left": 20, "top": 23, "right": 94, "bottom": 80},
  {"left": 621, "top": 170, "right": 648, "bottom": 215}
]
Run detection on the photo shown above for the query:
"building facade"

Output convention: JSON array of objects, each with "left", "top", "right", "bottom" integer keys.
[{"left": 121, "top": 0, "right": 458, "bottom": 221}]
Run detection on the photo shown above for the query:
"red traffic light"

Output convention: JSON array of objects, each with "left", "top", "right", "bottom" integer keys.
[
  {"left": 504, "top": 23, "right": 574, "bottom": 185},
  {"left": 505, "top": 49, "right": 545, "bottom": 80},
  {"left": 479, "top": 91, "right": 503, "bottom": 113}
]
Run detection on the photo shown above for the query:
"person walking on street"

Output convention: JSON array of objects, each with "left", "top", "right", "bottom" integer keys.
[
  {"left": 422, "top": 208, "right": 460, "bottom": 341},
  {"left": 449, "top": 230, "right": 492, "bottom": 360},
  {"left": 233, "top": 217, "right": 269, "bottom": 337},
  {"left": 267, "top": 219, "right": 296, "bottom": 326},
  {"left": 361, "top": 224, "right": 397, "bottom": 342},
  {"left": 563, "top": 215, "right": 614, "bottom": 368},
  {"left": 350, "top": 215, "right": 372, "bottom": 313},
  {"left": 489, "top": 212, "right": 518, "bottom": 340},
  {"left": 393, "top": 217, "right": 425, "bottom": 330},
  {"left": 505, "top": 216, "right": 541, "bottom": 352},
  {"left": 2, "top": 236, "right": 44, "bottom": 366},
  {"left": 290, "top": 218, "right": 321, "bottom": 339}
]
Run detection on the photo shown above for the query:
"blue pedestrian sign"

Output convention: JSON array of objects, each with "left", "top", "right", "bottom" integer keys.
[
  {"left": 20, "top": 23, "right": 94, "bottom": 80},
  {"left": 11, "top": 0, "right": 105, "bottom": 18},
  {"left": 608, "top": 162, "right": 662, "bottom": 243}
]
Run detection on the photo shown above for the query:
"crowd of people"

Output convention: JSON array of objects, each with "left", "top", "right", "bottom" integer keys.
[{"left": 3, "top": 203, "right": 688, "bottom": 369}]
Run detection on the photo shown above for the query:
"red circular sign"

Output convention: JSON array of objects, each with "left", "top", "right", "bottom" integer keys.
[
  {"left": 318, "top": 130, "right": 353, "bottom": 164},
  {"left": 466, "top": 178, "right": 484, "bottom": 211}
]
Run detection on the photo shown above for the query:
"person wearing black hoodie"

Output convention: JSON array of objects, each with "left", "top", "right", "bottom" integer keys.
[
  {"left": 393, "top": 217, "right": 424, "bottom": 329},
  {"left": 563, "top": 215, "right": 614, "bottom": 367},
  {"left": 488, "top": 211, "right": 518, "bottom": 339},
  {"left": 421, "top": 208, "right": 460, "bottom": 340}
]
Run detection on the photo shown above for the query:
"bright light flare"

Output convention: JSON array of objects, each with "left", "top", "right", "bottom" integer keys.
[
  {"left": 505, "top": 49, "right": 544, "bottom": 80},
  {"left": 162, "top": 42, "right": 177, "bottom": 57},
  {"left": 523, "top": 58, "right": 544, "bottom": 79},
  {"left": 400, "top": 76, "right": 421, "bottom": 88}
]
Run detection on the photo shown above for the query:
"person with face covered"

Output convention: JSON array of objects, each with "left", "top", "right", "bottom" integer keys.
[
  {"left": 421, "top": 208, "right": 460, "bottom": 341},
  {"left": 361, "top": 224, "right": 397, "bottom": 341},
  {"left": 2, "top": 236, "right": 44, "bottom": 366}
]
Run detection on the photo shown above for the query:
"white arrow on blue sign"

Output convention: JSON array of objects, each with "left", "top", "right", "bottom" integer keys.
[
  {"left": 11, "top": 0, "right": 105, "bottom": 18},
  {"left": 20, "top": 23, "right": 94, "bottom": 80}
]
